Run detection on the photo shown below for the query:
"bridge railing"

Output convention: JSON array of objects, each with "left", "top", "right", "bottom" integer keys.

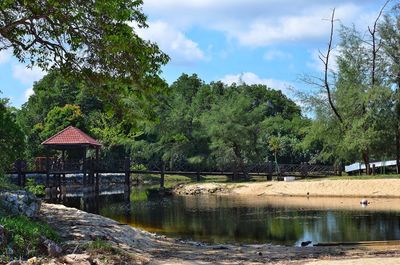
[{"left": 6, "top": 157, "right": 336, "bottom": 177}]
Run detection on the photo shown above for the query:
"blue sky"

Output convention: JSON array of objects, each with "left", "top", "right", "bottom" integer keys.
[{"left": 0, "top": 0, "right": 387, "bottom": 107}]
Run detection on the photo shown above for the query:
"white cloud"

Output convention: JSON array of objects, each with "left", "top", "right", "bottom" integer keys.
[
  {"left": 12, "top": 64, "right": 45, "bottom": 85},
  {"left": 307, "top": 48, "right": 339, "bottom": 73},
  {"left": 227, "top": 4, "right": 361, "bottom": 47},
  {"left": 220, "top": 72, "right": 292, "bottom": 92},
  {"left": 142, "top": 0, "right": 378, "bottom": 47},
  {"left": 24, "top": 87, "right": 34, "bottom": 100},
  {"left": 136, "top": 21, "right": 207, "bottom": 64},
  {"left": 0, "top": 49, "right": 11, "bottom": 64},
  {"left": 264, "top": 50, "right": 292, "bottom": 61}
]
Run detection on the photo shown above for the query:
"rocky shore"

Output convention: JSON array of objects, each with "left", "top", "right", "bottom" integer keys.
[{"left": 28, "top": 203, "right": 400, "bottom": 265}]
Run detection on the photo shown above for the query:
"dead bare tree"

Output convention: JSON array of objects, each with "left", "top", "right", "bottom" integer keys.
[{"left": 318, "top": 8, "right": 343, "bottom": 124}]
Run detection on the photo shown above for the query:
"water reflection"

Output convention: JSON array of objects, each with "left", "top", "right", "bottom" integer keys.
[{"left": 62, "top": 188, "right": 400, "bottom": 246}]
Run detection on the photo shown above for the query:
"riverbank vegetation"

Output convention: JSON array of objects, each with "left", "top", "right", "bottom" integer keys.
[{"left": 0, "top": 210, "right": 59, "bottom": 262}]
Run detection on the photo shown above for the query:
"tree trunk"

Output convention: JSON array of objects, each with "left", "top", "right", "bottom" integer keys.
[
  {"left": 362, "top": 151, "right": 370, "bottom": 175},
  {"left": 396, "top": 130, "right": 400, "bottom": 174},
  {"left": 396, "top": 77, "right": 400, "bottom": 174},
  {"left": 233, "top": 144, "right": 249, "bottom": 179}
]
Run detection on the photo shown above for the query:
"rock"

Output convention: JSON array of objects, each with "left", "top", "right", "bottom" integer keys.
[
  {"left": 27, "top": 257, "right": 38, "bottom": 264},
  {"left": 301, "top": 241, "right": 312, "bottom": 247},
  {"left": 6, "top": 261, "right": 22, "bottom": 265},
  {"left": 63, "top": 254, "right": 91, "bottom": 265},
  {"left": 0, "top": 225, "right": 5, "bottom": 246},
  {"left": 0, "top": 190, "right": 41, "bottom": 218},
  {"left": 42, "top": 238, "right": 62, "bottom": 257},
  {"left": 212, "top": 245, "right": 229, "bottom": 250}
]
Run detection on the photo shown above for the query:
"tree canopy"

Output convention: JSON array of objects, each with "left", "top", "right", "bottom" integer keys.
[
  {"left": 0, "top": 0, "right": 168, "bottom": 85},
  {"left": 0, "top": 97, "right": 24, "bottom": 175}
]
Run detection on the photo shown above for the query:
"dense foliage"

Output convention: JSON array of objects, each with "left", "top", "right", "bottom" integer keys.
[
  {"left": 0, "top": 98, "right": 24, "bottom": 178},
  {"left": 0, "top": 0, "right": 168, "bottom": 86},
  {"left": 14, "top": 73, "right": 308, "bottom": 172},
  {"left": 301, "top": 3, "right": 400, "bottom": 172}
]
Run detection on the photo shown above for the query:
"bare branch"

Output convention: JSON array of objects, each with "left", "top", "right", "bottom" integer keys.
[
  {"left": 322, "top": 8, "right": 343, "bottom": 123},
  {"left": 370, "top": 0, "right": 392, "bottom": 86}
]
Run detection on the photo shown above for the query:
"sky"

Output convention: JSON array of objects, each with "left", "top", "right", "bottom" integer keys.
[{"left": 0, "top": 0, "right": 387, "bottom": 107}]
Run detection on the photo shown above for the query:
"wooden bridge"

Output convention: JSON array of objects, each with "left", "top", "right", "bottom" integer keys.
[
  {"left": 6, "top": 126, "right": 338, "bottom": 200},
  {"left": 8, "top": 157, "right": 337, "bottom": 188}
]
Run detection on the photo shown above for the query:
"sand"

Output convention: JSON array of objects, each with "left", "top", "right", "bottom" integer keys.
[{"left": 175, "top": 179, "right": 400, "bottom": 198}]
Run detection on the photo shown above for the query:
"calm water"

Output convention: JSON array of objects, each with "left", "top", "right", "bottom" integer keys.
[{"left": 63, "top": 188, "right": 400, "bottom": 246}]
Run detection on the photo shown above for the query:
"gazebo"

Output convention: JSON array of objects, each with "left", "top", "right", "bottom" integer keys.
[{"left": 41, "top": 126, "right": 101, "bottom": 189}]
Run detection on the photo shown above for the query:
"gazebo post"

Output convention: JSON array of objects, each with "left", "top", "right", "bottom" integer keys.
[
  {"left": 61, "top": 149, "right": 66, "bottom": 202},
  {"left": 82, "top": 146, "right": 87, "bottom": 188},
  {"left": 45, "top": 146, "right": 51, "bottom": 200},
  {"left": 95, "top": 147, "right": 100, "bottom": 195}
]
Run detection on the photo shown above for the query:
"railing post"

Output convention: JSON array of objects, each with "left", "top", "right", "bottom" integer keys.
[
  {"left": 46, "top": 154, "right": 50, "bottom": 187},
  {"left": 302, "top": 162, "right": 308, "bottom": 179},
  {"left": 160, "top": 161, "right": 165, "bottom": 189},
  {"left": 124, "top": 157, "right": 131, "bottom": 201},
  {"left": 196, "top": 171, "right": 201, "bottom": 182},
  {"left": 267, "top": 161, "right": 273, "bottom": 181},
  {"left": 16, "top": 160, "right": 22, "bottom": 186}
]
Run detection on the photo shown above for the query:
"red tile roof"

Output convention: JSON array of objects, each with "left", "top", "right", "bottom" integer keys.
[{"left": 41, "top": 126, "right": 101, "bottom": 147}]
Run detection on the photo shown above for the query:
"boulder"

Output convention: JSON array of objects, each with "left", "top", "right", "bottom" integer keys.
[
  {"left": 42, "top": 238, "right": 62, "bottom": 257},
  {"left": 0, "top": 190, "right": 41, "bottom": 218}
]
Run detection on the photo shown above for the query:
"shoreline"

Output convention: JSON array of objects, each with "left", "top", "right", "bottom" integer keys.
[
  {"left": 37, "top": 201, "right": 400, "bottom": 265},
  {"left": 173, "top": 179, "right": 400, "bottom": 198}
]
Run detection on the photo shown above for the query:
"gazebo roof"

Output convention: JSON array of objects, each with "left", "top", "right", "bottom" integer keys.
[{"left": 41, "top": 126, "right": 101, "bottom": 148}]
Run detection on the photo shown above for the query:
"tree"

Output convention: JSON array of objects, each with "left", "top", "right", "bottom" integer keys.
[
  {"left": 200, "top": 83, "right": 303, "bottom": 176},
  {"left": 380, "top": 5, "right": 400, "bottom": 172},
  {"left": 0, "top": 0, "right": 168, "bottom": 85},
  {"left": 0, "top": 97, "right": 25, "bottom": 176},
  {"left": 40, "top": 104, "right": 85, "bottom": 140},
  {"left": 304, "top": 4, "right": 393, "bottom": 172}
]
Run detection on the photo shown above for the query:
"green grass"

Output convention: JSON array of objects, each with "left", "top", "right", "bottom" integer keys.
[
  {"left": 0, "top": 215, "right": 60, "bottom": 261},
  {"left": 85, "top": 238, "right": 115, "bottom": 253}
]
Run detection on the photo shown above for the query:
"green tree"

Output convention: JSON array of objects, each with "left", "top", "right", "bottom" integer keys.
[
  {"left": 380, "top": 5, "right": 400, "bottom": 172},
  {"left": 0, "top": 97, "right": 25, "bottom": 177},
  {"left": 40, "top": 104, "right": 85, "bottom": 140},
  {"left": 0, "top": 0, "right": 168, "bottom": 84},
  {"left": 200, "top": 83, "right": 303, "bottom": 176},
  {"left": 304, "top": 8, "right": 393, "bottom": 171}
]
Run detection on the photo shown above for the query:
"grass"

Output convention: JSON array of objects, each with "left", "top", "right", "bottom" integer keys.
[
  {"left": 0, "top": 215, "right": 60, "bottom": 261},
  {"left": 85, "top": 238, "right": 115, "bottom": 253},
  {"left": 85, "top": 239, "right": 142, "bottom": 264}
]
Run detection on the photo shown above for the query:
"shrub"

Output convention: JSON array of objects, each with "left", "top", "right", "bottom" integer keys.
[
  {"left": 25, "top": 178, "right": 45, "bottom": 197},
  {"left": 0, "top": 215, "right": 59, "bottom": 260}
]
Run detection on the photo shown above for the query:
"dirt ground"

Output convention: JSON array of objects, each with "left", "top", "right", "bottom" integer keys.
[{"left": 36, "top": 203, "right": 400, "bottom": 265}]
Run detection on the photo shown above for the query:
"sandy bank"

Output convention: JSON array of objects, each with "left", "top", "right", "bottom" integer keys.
[
  {"left": 174, "top": 179, "right": 400, "bottom": 198},
  {"left": 37, "top": 203, "right": 400, "bottom": 265}
]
